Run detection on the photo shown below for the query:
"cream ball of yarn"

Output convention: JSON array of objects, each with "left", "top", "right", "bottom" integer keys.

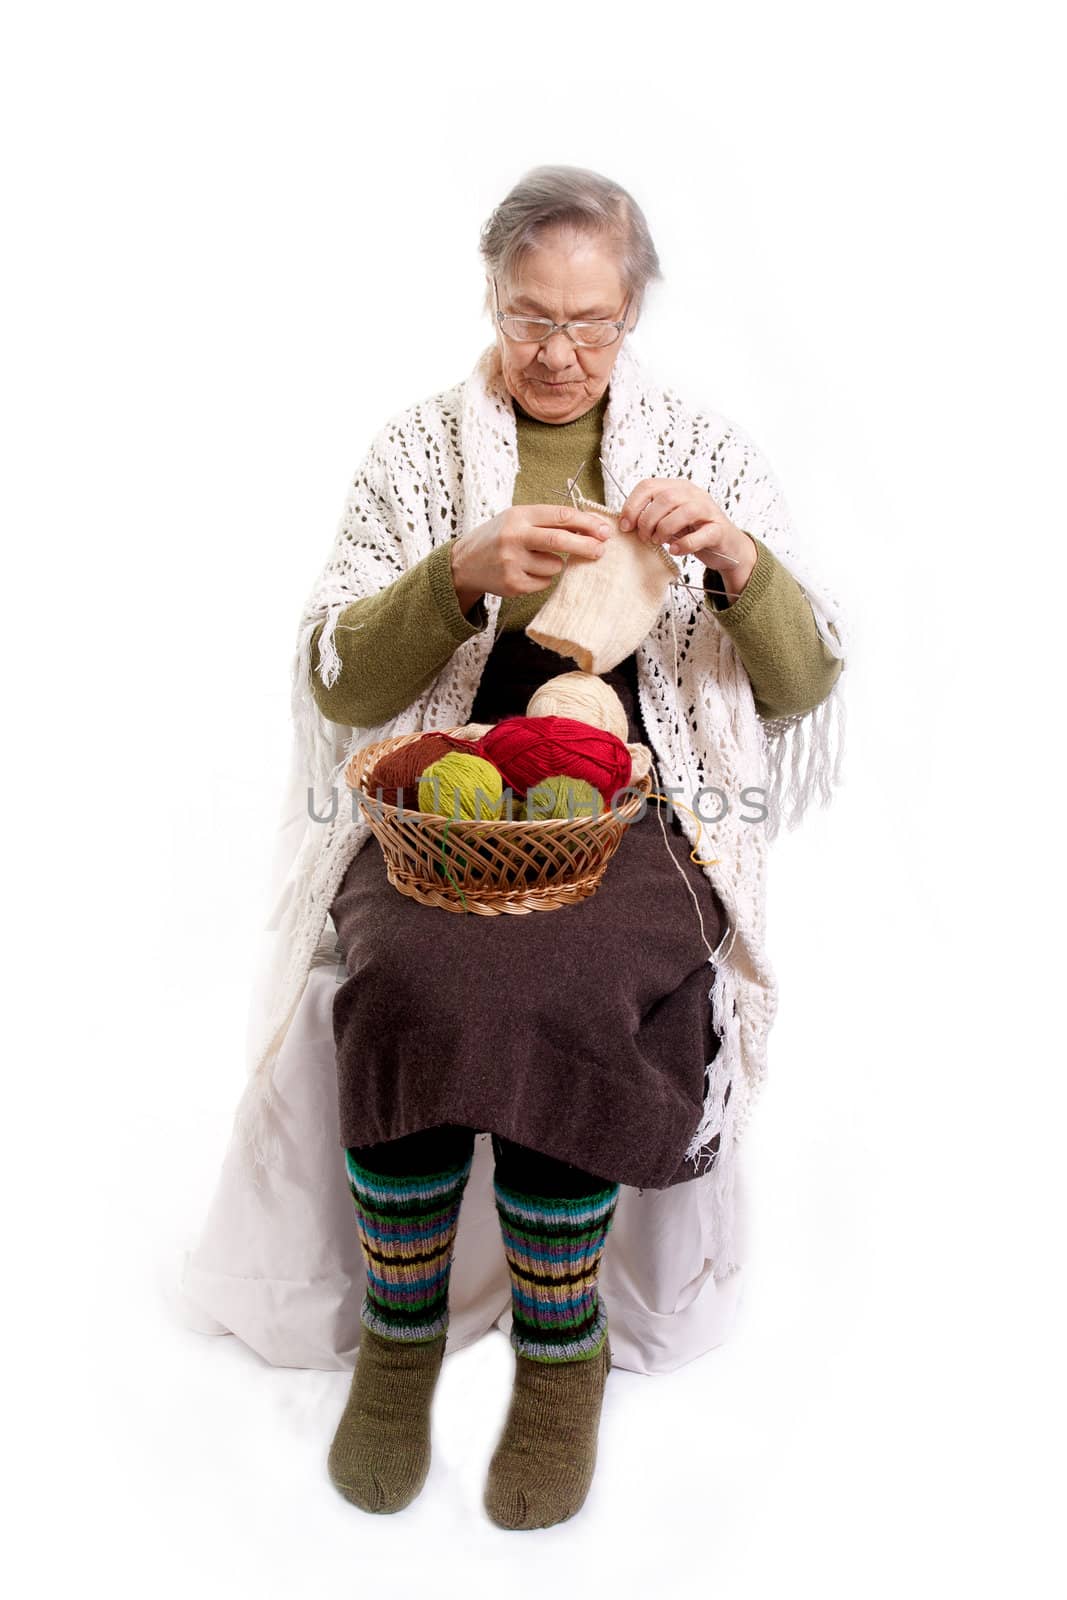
[
  {"left": 627, "top": 742, "right": 653, "bottom": 782},
  {"left": 526, "top": 672, "right": 629, "bottom": 743}
]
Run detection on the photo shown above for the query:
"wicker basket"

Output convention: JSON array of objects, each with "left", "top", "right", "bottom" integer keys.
[{"left": 344, "top": 728, "right": 651, "bottom": 915}]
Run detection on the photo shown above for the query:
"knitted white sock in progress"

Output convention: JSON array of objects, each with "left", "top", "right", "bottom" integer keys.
[{"left": 525, "top": 498, "right": 681, "bottom": 674}]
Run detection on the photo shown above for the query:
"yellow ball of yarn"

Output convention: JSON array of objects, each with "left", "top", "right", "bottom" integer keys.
[
  {"left": 418, "top": 753, "right": 504, "bottom": 820},
  {"left": 522, "top": 774, "right": 603, "bottom": 821},
  {"left": 526, "top": 671, "right": 629, "bottom": 743}
]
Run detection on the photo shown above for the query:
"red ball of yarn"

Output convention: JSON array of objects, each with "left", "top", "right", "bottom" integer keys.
[
  {"left": 476, "top": 715, "right": 632, "bottom": 806},
  {"left": 365, "top": 731, "right": 487, "bottom": 808}
]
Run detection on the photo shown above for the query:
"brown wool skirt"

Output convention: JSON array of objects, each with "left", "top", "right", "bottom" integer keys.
[{"left": 329, "top": 630, "right": 729, "bottom": 1191}]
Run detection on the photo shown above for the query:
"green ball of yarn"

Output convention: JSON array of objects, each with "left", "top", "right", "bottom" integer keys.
[
  {"left": 522, "top": 774, "right": 603, "bottom": 821},
  {"left": 417, "top": 753, "right": 504, "bottom": 820}
]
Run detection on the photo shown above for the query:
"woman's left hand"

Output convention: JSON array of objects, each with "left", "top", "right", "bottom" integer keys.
[{"left": 618, "top": 478, "right": 758, "bottom": 593}]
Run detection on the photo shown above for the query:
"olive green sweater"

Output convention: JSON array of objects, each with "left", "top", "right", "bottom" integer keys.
[{"left": 310, "top": 390, "right": 843, "bottom": 728}]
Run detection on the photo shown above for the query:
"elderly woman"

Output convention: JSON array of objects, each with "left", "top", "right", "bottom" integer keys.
[{"left": 282, "top": 165, "right": 845, "bottom": 1529}]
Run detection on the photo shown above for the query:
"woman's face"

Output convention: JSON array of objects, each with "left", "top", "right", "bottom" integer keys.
[{"left": 491, "top": 228, "right": 636, "bottom": 425}]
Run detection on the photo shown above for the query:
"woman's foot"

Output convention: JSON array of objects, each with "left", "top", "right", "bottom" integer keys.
[
  {"left": 483, "top": 1336, "right": 612, "bottom": 1529},
  {"left": 327, "top": 1325, "right": 447, "bottom": 1513}
]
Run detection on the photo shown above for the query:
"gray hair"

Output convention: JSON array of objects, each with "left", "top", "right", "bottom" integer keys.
[{"left": 478, "top": 165, "right": 662, "bottom": 323}]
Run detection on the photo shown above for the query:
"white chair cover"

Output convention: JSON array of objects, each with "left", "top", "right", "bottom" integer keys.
[{"left": 175, "top": 920, "right": 748, "bottom": 1375}]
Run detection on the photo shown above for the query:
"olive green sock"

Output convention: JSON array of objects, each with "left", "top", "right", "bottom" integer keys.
[
  {"left": 327, "top": 1325, "right": 447, "bottom": 1514},
  {"left": 483, "top": 1336, "right": 612, "bottom": 1530}
]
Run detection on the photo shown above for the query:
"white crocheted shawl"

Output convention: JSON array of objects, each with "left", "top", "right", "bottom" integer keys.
[{"left": 234, "top": 339, "right": 848, "bottom": 1224}]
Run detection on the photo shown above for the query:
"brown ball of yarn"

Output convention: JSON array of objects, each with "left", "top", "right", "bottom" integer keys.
[{"left": 365, "top": 731, "right": 484, "bottom": 808}]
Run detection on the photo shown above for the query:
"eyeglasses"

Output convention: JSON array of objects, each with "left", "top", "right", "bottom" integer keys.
[{"left": 492, "top": 276, "right": 631, "bottom": 350}]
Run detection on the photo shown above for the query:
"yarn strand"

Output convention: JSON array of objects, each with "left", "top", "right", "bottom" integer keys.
[{"left": 438, "top": 819, "right": 468, "bottom": 910}]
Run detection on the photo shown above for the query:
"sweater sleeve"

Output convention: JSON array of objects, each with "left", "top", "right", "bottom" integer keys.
[
  {"left": 309, "top": 541, "right": 489, "bottom": 728},
  {"left": 703, "top": 536, "right": 843, "bottom": 719}
]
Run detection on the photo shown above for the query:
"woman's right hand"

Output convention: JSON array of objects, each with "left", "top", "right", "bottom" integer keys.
[{"left": 449, "top": 504, "right": 613, "bottom": 615}]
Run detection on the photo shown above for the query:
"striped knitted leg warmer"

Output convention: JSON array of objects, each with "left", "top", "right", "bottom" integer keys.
[
  {"left": 327, "top": 1129, "right": 474, "bottom": 1514},
  {"left": 484, "top": 1138, "right": 620, "bottom": 1530}
]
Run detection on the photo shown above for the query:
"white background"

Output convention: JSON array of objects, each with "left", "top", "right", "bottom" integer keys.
[{"left": 4, "top": 2, "right": 1063, "bottom": 1596}]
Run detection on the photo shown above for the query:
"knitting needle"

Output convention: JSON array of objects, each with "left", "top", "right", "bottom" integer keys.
[
  {"left": 566, "top": 460, "right": 588, "bottom": 504},
  {"left": 598, "top": 456, "right": 743, "bottom": 568},
  {"left": 557, "top": 472, "right": 745, "bottom": 600},
  {"left": 559, "top": 467, "right": 744, "bottom": 596},
  {"left": 673, "top": 579, "right": 746, "bottom": 601}
]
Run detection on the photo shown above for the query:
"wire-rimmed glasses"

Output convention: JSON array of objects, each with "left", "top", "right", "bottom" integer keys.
[{"left": 492, "top": 276, "right": 631, "bottom": 350}]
